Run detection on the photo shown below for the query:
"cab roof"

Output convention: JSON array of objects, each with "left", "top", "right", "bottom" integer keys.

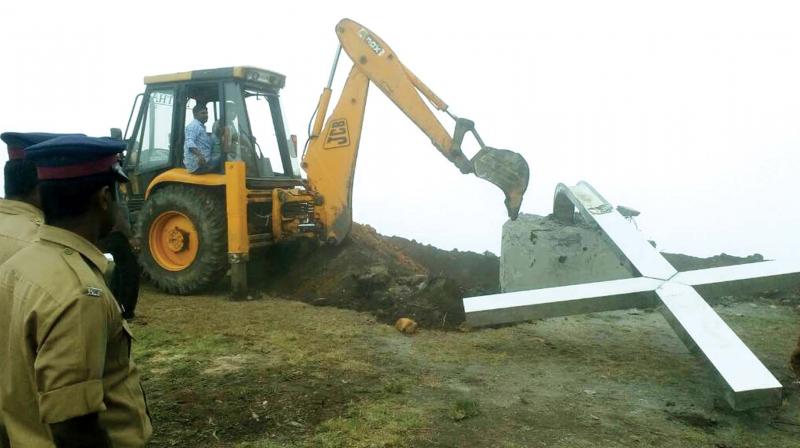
[{"left": 144, "top": 66, "right": 286, "bottom": 89}]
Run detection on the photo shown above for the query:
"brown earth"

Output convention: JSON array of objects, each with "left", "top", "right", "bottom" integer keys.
[
  {"left": 248, "top": 223, "right": 498, "bottom": 329},
  {"left": 133, "top": 281, "right": 800, "bottom": 447},
  {"left": 132, "top": 222, "right": 800, "bottom": 447},
  {"left": 245, "top": 222, "right": 773, "bottom": 331}
]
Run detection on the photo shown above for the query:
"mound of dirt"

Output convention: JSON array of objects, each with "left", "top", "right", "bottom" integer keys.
[
  {"left": 661, "top": 252, "right": 765, "bottom": 271},
  {"left": 249, "top": 223, "right": 771, "bottom": 331},
  {"left": 385, "top": 235, "right": 499, "bottom": 298},
  {"left": 250, "top": 223, "right": 496, "bottom": 329}
]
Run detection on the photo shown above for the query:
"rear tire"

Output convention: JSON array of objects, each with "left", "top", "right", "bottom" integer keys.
[{"left": 138, "top": 185, "right": 228, "bottom": 294}]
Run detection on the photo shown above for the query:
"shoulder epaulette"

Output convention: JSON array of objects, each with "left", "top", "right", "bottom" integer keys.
[{"left": 61, "top": 248, "right": 105, "bottom": 298}]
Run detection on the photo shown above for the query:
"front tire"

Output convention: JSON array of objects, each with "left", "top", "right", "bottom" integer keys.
[{"left": 138, "top": 185, "right": 228, "bottom": 294}]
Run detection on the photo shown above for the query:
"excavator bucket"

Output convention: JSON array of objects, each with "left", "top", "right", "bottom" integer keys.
[{"left": 471, "top": 147, "right": 530, "bottom": 220}]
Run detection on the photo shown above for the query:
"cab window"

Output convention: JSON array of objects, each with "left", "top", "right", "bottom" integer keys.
[
  {"left": 243, "top": 88, "right": 284, "bottom": 175},
  {"left": 221, "top": 82, "right": 259, "bottom": 177},
  {"left": 132, "top": 89, "right": 174, "bottom": 172}
]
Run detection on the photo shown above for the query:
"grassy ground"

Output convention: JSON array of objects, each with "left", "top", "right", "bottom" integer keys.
[{"left": 131, "top": 285, "right": 800, "bottom": 447}]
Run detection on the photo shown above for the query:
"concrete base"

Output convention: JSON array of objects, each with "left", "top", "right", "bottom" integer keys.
[{"left": 500, "top": 214, "right": 634, "bottom": 292}]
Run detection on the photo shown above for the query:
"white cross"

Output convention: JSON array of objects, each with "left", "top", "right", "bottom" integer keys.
[{"left": 463, "top": 181, "right": 800, "bottom": 410}]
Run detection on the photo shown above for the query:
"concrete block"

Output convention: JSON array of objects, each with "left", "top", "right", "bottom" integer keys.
[{"left": 500, "top": 214, "right": 634, "bottom": 292}]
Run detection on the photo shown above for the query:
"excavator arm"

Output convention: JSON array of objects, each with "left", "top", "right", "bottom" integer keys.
[{"left": 302, "top": 18, "right": 530, "bottom": 244}]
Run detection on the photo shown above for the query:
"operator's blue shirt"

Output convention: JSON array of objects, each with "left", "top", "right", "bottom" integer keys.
[{"left": 183, "top": 119, "right": 214, "bottom": 173}]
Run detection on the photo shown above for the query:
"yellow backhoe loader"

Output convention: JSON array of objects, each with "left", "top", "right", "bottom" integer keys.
[{"left": 117, "top": 18, "right": 529, "bottom": 296}]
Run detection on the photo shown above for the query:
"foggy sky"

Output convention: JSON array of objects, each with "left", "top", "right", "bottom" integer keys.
[{"left": 1, "top": 0, "right": 798, "bottom": 260}]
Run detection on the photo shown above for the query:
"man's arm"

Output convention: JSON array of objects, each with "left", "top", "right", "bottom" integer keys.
[
  {"left": 190, "top": 147, "right": 207, "bottom": 165},
  {"left": 34, "top": 287, "right": 111, "bottom": 444},
  {"left": 50, "top": 413, "right": 112, "bottom": 448}
]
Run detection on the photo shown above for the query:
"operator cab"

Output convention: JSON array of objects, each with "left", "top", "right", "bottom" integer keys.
[{"left": 121, "top": 66, "right": 301, "bottom": 201}]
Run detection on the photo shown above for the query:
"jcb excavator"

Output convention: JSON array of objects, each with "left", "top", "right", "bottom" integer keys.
[{"left": 118, "top": 18, "right": 529, "bottom": 296}]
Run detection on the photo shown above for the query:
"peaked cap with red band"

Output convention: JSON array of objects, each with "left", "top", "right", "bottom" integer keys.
[
  {"left": 25, "top": 135, "right": 129, "bottom": 183},
  {"left": 1, "top": 132, "right": 81, "bottom": 161}
]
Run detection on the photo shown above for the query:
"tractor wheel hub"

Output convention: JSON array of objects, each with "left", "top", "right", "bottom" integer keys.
[{"left": 167, "top": 227, "right": 189, "bottom": 252}]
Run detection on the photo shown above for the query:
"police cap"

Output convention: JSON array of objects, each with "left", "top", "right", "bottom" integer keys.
[
  {"left": 0, "top": 132, "right": 82, "bottom": 161},
  {"left": 25, "top": 135, "right": 129, "bottom": 182}
]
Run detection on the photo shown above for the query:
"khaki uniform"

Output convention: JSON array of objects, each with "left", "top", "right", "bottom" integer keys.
[
  {"left": 0, "top": 225, "right": 152, "bottom": 447},
  {"left": 0, "top": 199, "right": 43, "bottom": 264},
  {"left": 0, "top": 199, "right": 43, "bottom": 448}
]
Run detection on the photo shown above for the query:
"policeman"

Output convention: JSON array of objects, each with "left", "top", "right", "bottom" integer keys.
[
  {"left": 0, "top": 135, "right": 152, "bottom": 447},
  {"left": 0, "top": 132, "right": 76, "bottom": 448},
  {"left": 2, "top": 132, "right": 140, "bottom": 320},
  {"left": 0, "top": 132, "right": 74, "bottom": 264}
]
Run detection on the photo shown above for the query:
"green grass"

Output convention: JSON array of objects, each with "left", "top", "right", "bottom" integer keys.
[
  {"left": 129, "top": 288, "right": 800, "bottom": 448},
  {"left": 448, "top": 398, "right": 481, "bottom": 421},
  {"left": 309, "top": 400, "right": 427, "bottom": 448}
]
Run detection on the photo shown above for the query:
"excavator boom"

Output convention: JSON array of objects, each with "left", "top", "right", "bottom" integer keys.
[{"left": 303, "top": 18, "right": 530, "bottom": 243}]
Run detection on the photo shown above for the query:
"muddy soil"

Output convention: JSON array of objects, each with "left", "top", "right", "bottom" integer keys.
[
  {"left": 248, "top": 223, "right": 498, "bottom": 329},
  {"left": 246, "top": 222, "right": 773, "bottom": 331}
]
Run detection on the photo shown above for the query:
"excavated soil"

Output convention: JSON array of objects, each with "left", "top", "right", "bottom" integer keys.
[
  {"left": 249, "top": 223, "right": 498, "bottom": 329},
  {"left": 247, "top": 222, "right": 772, "bottom": 331}
]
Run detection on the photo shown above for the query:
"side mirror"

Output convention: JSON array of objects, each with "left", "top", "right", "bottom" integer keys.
[{"left": 110, "top": 128, "right": 123, "bottom": 140}]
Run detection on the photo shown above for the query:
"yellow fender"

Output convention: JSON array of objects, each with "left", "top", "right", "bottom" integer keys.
[{"left": 144, "top": 168, "right": 226, "bottom": 199}]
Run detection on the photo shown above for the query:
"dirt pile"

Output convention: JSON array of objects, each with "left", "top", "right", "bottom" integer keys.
[
  {"left": 385, "top": 235, "right": 499, "bottom": 297},
  {"left": 251, "top": 223, "right": 498, "bottom": 329},
  {"left": 250, "top": 222, "right": 774, "bottom": 330},
  {"left": 661, "top": 252, "right": 765, "bottom": 271}
]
